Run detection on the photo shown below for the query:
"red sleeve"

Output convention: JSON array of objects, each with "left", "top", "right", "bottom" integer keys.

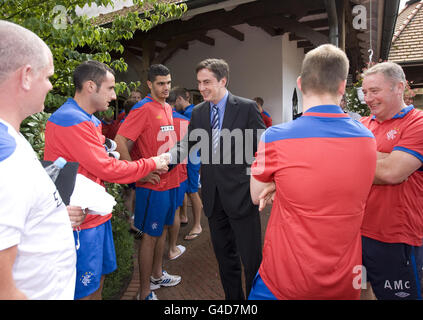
[
  {"left": 117, "top": 107, "right": 146, "bottom": 142},
  {"left": 45, "top": 121, "right": 156, "bottom": 184},
  {"left": 261, "top": 113, "right": 272, "bottom": 128},
  {"left": 251, "top": 136, "right": 279, "bottom": 183},
  {"left": 393, "top": 113, "right": 423, "bottom": 162}
]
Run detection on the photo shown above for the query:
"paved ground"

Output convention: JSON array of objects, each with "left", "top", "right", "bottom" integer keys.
[{"left": 120, "top": 199, "right": 271, "bottom": 300}]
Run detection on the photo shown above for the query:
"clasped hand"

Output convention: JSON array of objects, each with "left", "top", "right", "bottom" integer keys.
[{"left": 140, "top": 153, "right": 171, "bottom": 185}]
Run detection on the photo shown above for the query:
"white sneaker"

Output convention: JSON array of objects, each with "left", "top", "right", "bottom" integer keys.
[
  {"left": 150, "top": 270, "right": 181, "bottom": 290},
  {"left": 136, "top": 291, "right": 158, "bottom": 300}
]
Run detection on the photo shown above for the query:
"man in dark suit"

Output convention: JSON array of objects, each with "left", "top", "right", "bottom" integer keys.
[{"left": 171, "top": 58, "right": 265, "bottom": 299}]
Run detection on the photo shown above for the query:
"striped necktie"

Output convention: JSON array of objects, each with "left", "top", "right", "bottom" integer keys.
[{"left": 211, "top": 104, "right": 220, "bottom": 153}]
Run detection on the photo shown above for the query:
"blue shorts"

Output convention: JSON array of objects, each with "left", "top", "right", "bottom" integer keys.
[
  {"left": 248, "top": 272, "right": 277, "bottom": 300},
  {"left": 187, "top": 154, "right": 201, "bottom": 194},
  {"left": 73, "top": 220, "right": 117, "bottom": 300},
  {"left": 176, "top": 179, "right": 188, "bottom": 208},
  {"left": 362, "top": 236, "right": 423, "bottom": 300},
  {"left": 134, "top": 187, "right": 178, "bottom": 237}
]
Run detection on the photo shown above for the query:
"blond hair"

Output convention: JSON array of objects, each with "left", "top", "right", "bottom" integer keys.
[
  {"left": 300, "top": 44, "right": 349, "bottom": 96},
  {"left": 0, "top": 20, "right": 51, "bottom": 84}
]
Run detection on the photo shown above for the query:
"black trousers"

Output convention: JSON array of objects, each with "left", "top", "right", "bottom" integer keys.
[{"left": 208, "top": 190, "right": 262, "bottom": 300}]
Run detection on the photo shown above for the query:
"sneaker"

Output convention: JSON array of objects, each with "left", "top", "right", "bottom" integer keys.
[
  {"left": 145, "top": 291, "right": 158, "bottom": 300},
  {"left": 136, "top": 291, "right": 158, "bottom": 300},
  {"left": 150, "top": 270, "right": 181, "bottom": 290}
]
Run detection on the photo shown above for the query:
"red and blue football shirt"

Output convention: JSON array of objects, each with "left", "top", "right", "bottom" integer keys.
[
  {"left": 117, "top": 95, "right": 180, "bottom": 191},
  {"left": 44, "top": 98, "right": 156, "bottom": 230},
  {"left": 261, "top": 111, "right": 272, "bottom": 128},
  {"left": 172, "top": 110, "right": 189, "bottom": 183},
  {"left": 251, "top": 105, "right": 376, "bottom": 299},
  {"left": 360, "top": 105, "right": 423, "bottom": 246}
]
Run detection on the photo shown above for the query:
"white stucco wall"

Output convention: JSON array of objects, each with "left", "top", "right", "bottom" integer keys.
[
  {"left": 281, "top": 33, "right": 305, "bottom": 122},
  {"left": 166, "top": 23, "right": 286, "bottom": 124},
  {"left": 120, "top": 23, "right": 305, "bottom": 124}
]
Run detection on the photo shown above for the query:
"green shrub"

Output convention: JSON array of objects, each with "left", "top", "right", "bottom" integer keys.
[{"left": 102, "top": 183, "right": 134, "bottom": 300}]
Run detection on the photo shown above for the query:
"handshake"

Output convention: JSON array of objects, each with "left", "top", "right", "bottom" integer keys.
[
  {"left": 140, "top": 152, "right": 172, "bottom": 185},
  {"left": 151, "top": 152, "right": 171, "bottom": 173}
]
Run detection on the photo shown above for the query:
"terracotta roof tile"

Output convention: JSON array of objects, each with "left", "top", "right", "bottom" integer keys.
[{"left": 389, "top": 0, "right": 423, "bottom": 62}]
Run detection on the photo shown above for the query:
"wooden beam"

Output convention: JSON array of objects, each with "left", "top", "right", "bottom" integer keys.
[
  {"left": 218, "top": 26, "right": 244, "bottom": 41},
  {"left": 139, "top": 40, "right": 155, "bottom": 96},
  {"left": 152, "top": 33, "right": 201, "bottom": 65},
  {"left": 142, "top": 0, "right": 323, "bottom": 41},
  {"left": 263, "top": 15, "right": 329, "bottom": 46},
  {"left": 197, "top": 34, "right": 215, "bottom": 46},
  {"left": 337, "top": 0, "right": 346, "bottom": 51},
  {"left": 247, "top": 19, "right": 284, "bottom": 37},
  {"left": 289, "top": 33, "right": 305, "bottom": 41},
  {"left": 297, "top": 40, "right": 313, "bottom": 48},
  {"left": 303, "top": 18, "right": 328, "bottom": 29},
  {"left": 344, "top": 0, "right": 365, "bottom": 75}
]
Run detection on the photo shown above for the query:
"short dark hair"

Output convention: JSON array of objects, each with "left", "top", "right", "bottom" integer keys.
[
  {"left": 168, "top": 86, "right": 189, "bottom": 104},
  {"left": 73, "top": 60, "right": 115, "bottom": 92},
  {"left": 148, "top": 64, "right": 170, "bottom": 82},
  {"left": 253, "top": 97, "right": 264, "bottom": 106},
  {"left": 196, "top": 58, "right": 229, "bottom": 86}
]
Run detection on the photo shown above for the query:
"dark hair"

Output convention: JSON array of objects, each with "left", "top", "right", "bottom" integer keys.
[
  {"left": 168, "top": 86, "right": 189, "bottom": 104},
  {"left": 195, "top": 58, "right": 229, "bottom": 86},
  {"left": 148, "top": 64, "right": 170, "bottom": 82},
  {"left": 253, "top": 97, "right": 264, "bottom": 105},
  {"left": 123, "top": 97, "right": 138, "bottom": 114},
  {"left": 73, "top": 60, "right": 115, "bottom": 92}
]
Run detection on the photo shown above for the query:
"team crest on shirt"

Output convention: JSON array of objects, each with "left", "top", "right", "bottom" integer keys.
[
  {"left": 386, "top": 128, "right": 400, "bottom": 141},
  {"left": 80, "top": 272, "right": 94, "bottom": 287},
  {"left": 156, "top": 115, "right": 162, "bottom": 119}
]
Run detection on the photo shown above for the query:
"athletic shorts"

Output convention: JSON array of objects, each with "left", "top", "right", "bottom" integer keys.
[
  {"left": 362, "top": 236, "right": 423, "bottom": 300},
  {"left": 187, "top": 155, "right": 201, "bottom": 194},
  {"left": 73, "top": 220, "right": 117, "bottom": 300},
  {"left": 134, "top": 187, "right": 178, "bottom": 237},
  {"left": 248, "top": 272, "right": 277, "bottom": 300},
  {"left": 176, "top": 179, "right": 188, "bottom": 208}
]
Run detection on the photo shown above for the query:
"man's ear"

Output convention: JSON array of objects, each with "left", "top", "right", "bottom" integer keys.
[
  {"left": 396, "top": 81, "right": 405, "bottom": 98},
  {"left": 84, "top": 80, "right": 97, "bottom": 94},
  {"left": 147, "top": 80, "right": 153, "bottom": 91},
  {"left": 296, "top": 76, "right": 302, "bottom": 93},
  {"left": 220, "top": 77, "right": 227, "bottom": 88},
  {"left": 338, "top": 79, "right": 347, "bottom": 96},
  {"left": 19, "top": 65, "right": 33, "bottom": 91}
]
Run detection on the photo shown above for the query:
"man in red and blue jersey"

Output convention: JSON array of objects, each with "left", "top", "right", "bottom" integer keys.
[
  {"left": 248, "top": 44, "right": 377, "bottom": 300},
  {"left": 253, "top": 97, "right": 272, "bottom": 128},
  {"left": 115, "top": 64, "right": 182, "bottom": 300},
  {"left": 169, "top": 86, "right": 203, "bottom": 240},
  {"left": 360, "top": 62, "right": 423, "bottom": 300},
  {"left": 44, "top": 61, "right": 169, "bottom": 300},
  {"left": 166, "top": 106, "right": 189, "bottom": 260}
]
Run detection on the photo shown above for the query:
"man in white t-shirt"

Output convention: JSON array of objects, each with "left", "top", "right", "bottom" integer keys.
[{"left": 0, "top": 20, "right": 81, "bottom": 299}]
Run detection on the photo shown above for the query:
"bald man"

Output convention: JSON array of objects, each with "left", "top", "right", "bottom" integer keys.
[{"left": 0, "top": 20, "right": 79, "bottom": 299}]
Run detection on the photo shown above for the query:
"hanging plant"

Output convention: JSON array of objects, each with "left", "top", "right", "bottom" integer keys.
[{"left": 345, "top": 76, "right": 370, "bottom": 117}]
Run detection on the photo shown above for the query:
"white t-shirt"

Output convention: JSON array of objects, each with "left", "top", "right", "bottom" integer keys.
[{"left": 0, "top": 119, "right": 76, "bottom": 300}]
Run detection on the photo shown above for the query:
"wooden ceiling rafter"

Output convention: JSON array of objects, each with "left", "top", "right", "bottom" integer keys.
[{"left": 119, "top": 0, "right": 373, "bottom": 78}]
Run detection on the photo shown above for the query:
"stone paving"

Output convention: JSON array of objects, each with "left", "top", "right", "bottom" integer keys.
[{"left": 120, "top": 200, "right": 271, "bottom": 300}]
